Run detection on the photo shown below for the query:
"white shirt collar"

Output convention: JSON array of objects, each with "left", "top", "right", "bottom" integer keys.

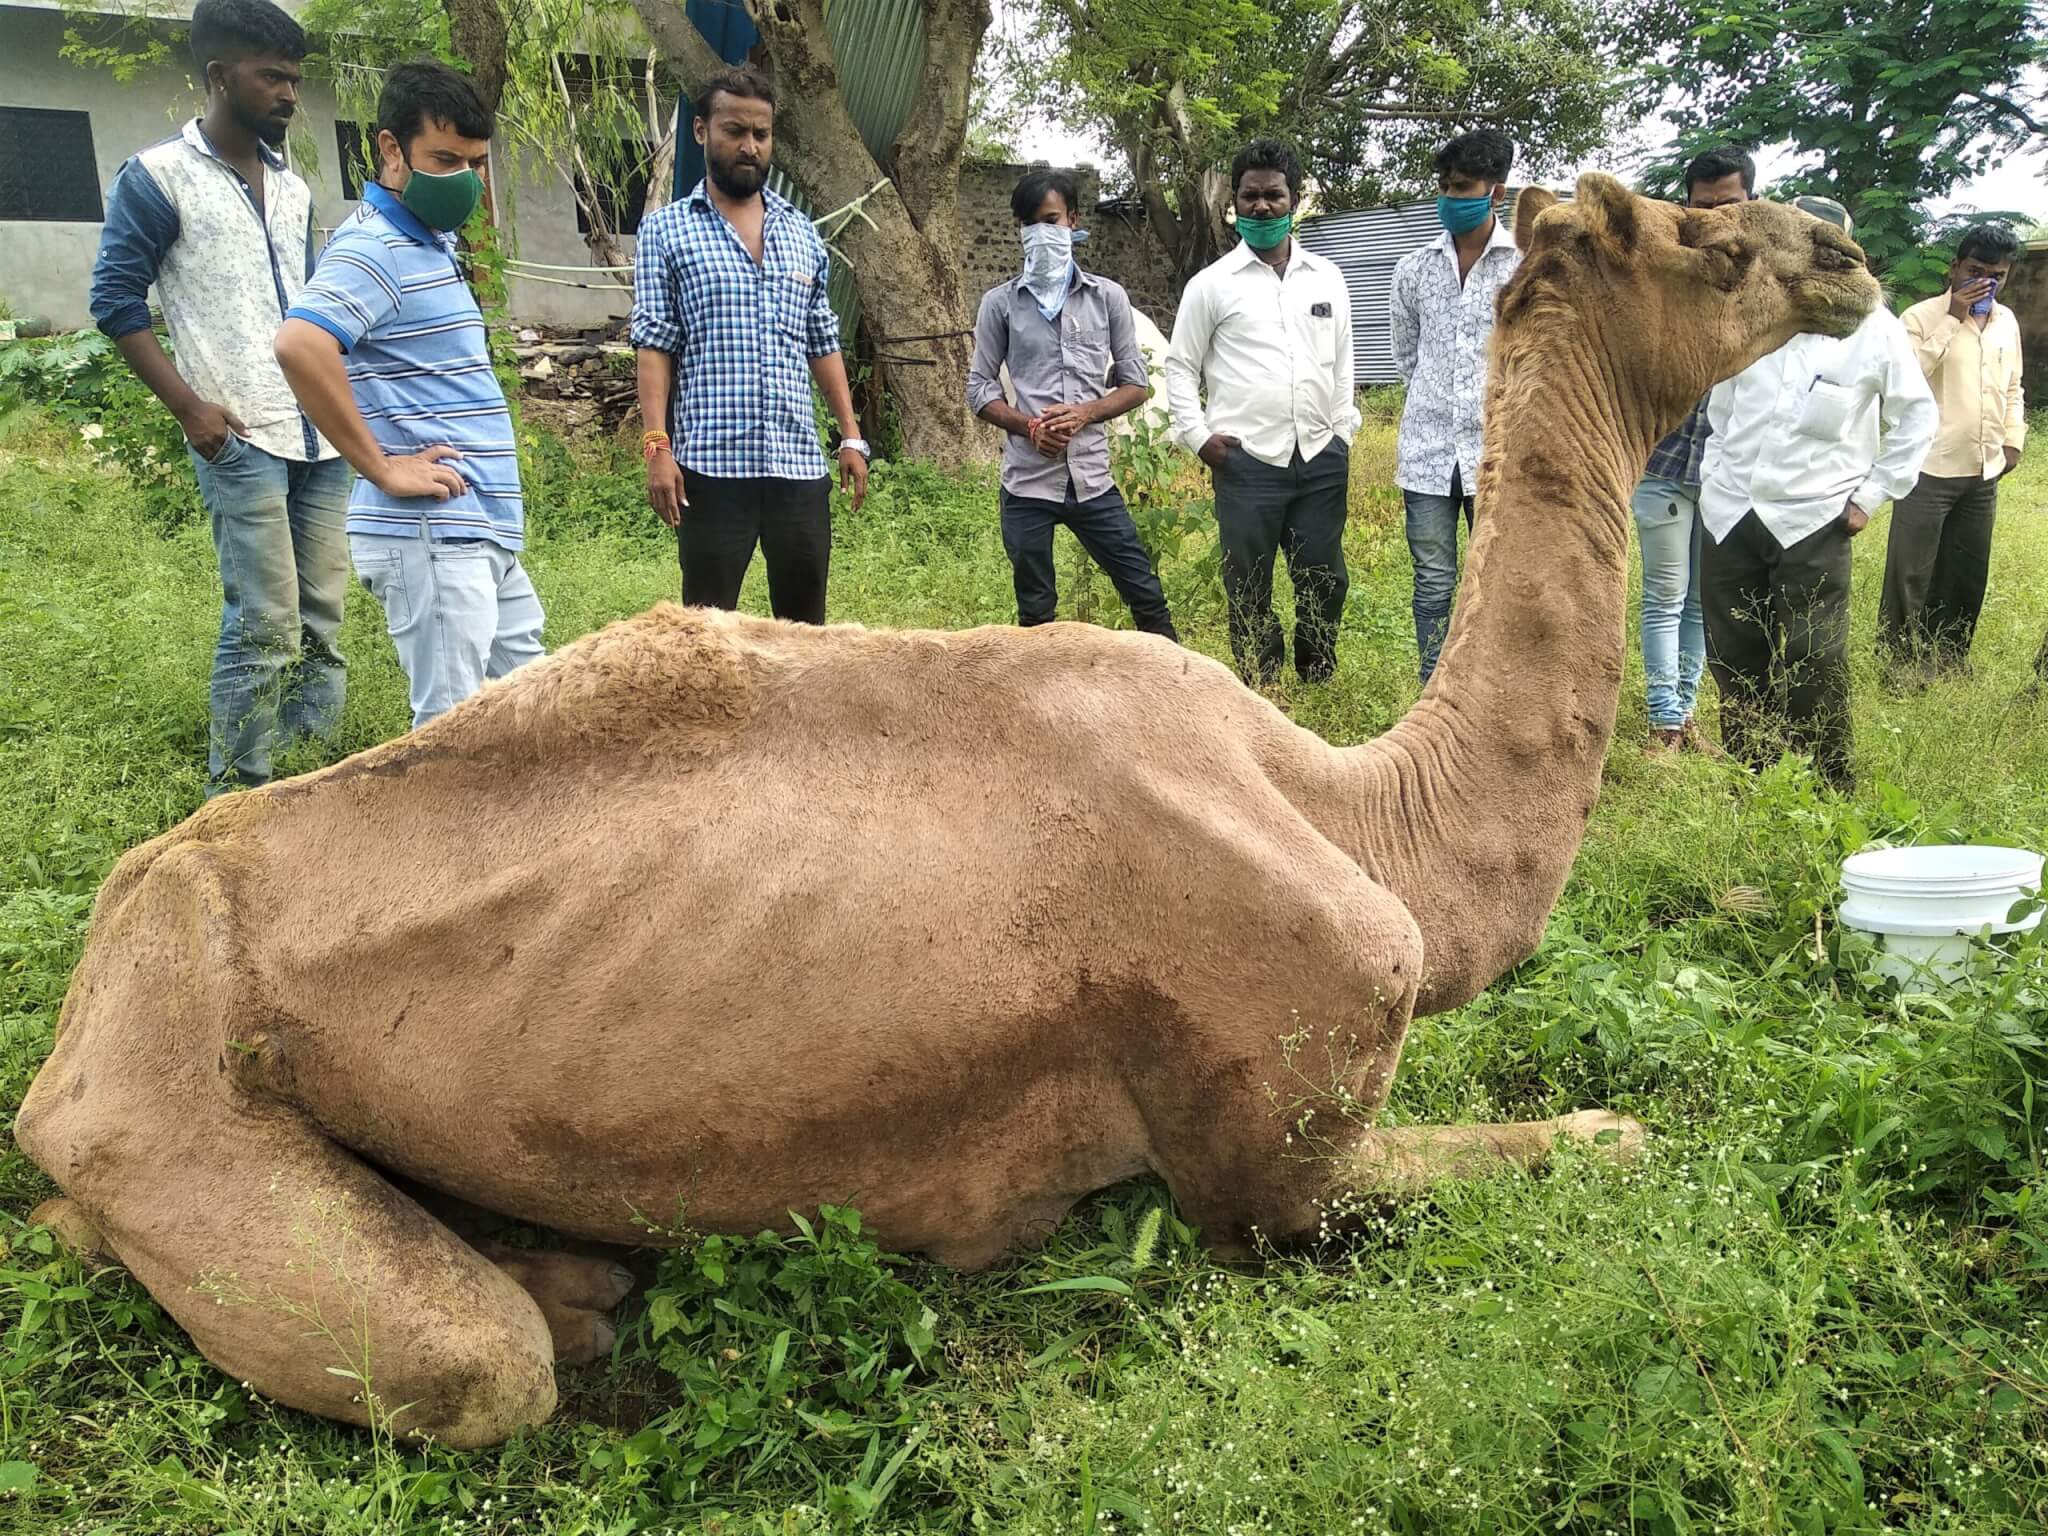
[
  {"left": 1430, "top": 215, "right": 1517, "bottom": 263},
  {"left": 1229, "top": 236, "right": 1314, "bottom": 273}
]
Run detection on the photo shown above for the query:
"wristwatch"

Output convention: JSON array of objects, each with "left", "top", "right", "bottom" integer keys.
[{"left": 841, "top": 437, "right": 871, "bottom": 460}]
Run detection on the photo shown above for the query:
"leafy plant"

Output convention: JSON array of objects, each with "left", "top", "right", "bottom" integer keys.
[{"left": 607, "top": 1205, "right": 941, "bottom": 1520}]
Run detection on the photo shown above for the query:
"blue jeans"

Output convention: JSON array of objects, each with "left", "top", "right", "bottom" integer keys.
[
  {"left": 188, "top": 438, "right": 352, "bottom": 792},
  {"left": 1402, "top": 466, "right": 1474, "bottom": 682},
  {"left": 349, "top": 530, "right": 546, "bottom": 728},
  {"left": 1631, "top": 475, "right": 1705, "bottom": 730}
]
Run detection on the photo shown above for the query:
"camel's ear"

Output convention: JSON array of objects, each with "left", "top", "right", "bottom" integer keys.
[
  {"left": 1675, "top": 207, "right": 1759, "bottom": 292},
  {"left": 1513, "top": 186, "right": 1558, "bottom": 253},
  {"left": 1572, "top": 172, "right": 1640, "bottom": 252}
]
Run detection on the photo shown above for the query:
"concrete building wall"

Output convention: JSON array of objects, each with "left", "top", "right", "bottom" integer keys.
[
  {"left": 1999, "top": 242, "right": 2048, "bottom": 410},
  {"left": 0, "top": 3, "right": 632, "bottom": 330},
  {"left": 956, "top": 161, "right": 1184, "bottom": 331}
]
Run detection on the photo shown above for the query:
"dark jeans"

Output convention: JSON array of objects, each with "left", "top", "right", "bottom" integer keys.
[
  {"left": 1212, "top": 441, "right": 1351, "bottom": 684},
  {"left": 1702, "top": 508, "right": 1855, "bottom": 789},
  {"left": 1877, "top": 471, "right": 2000, "bottom": 671},
  {"left": 1401, "top": 463, "right": 1477, "bottom": 682},
  {"left": 999, "top": 483, "right": 1179, "bottom": 639},
  {"left": 678, "top": 470, "right": 831, "bottom": 623}
]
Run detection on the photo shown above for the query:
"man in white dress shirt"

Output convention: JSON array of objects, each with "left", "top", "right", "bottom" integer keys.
[
  {"left": 1698, "top": 196, "right": 1937, "bottom": 789},
  {"left": 1389, "top": 129, "right": 1522, "bottom": 682},
  {"left": 1166, "top": 139, "right": 1360, "bottom": 685}
]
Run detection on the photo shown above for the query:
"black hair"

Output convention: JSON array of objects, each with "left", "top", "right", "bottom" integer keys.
[
  {"left": 1683, "top": 145, "right": 1756, "bottom": 195},
  {"left": 695, "top": 66, "right": 775, "bottom": 123},
  {"left": 1956, "top": 222, "right": 2022, "bottom": 267},
  {"left": 1230, "top": 139, "right": 1302, "bottom": 199},
  {"left": 1434, "top": 128, "right": 1514, "bottom": 184},
  {"left": 1011, "top": 167, "right": 1080, "bottom": 223},
  {"left": 375, "top": 59, "right": 494, "bottom": 149},
  {"left": 188, "top": 0, "right": 306, "bottom": 73}
]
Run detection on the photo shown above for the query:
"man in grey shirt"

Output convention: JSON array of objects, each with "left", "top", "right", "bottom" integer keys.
[{"left": 966, "top": 169, "right": 1178, "bottom": 638}]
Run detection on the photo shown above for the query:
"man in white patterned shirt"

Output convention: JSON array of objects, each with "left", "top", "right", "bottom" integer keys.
[{"left": 1389, "top": 129, "right": 1521, "bottom": 683}]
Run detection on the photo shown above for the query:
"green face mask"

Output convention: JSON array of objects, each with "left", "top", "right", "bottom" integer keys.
[
  {"left": 1236, "top": 212, "right": 1293, "bottom": 251},
  {"left": 400, "top": 160, "right": 484, "bottom": 232}
]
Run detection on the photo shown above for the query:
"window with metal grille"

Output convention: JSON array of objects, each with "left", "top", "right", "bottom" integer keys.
[
  {"left": 574, "top": 147, "right": 650, "bottom": 237},
  {"left": 0, "top": 107, "right": 103, "bottom": 222}
]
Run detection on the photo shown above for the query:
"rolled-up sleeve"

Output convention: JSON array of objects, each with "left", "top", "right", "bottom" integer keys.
[
  {"left": 630, "top": 209, "right": 683, "bottom": 355},
  {"left": 90, "top": 158, "right": 179, "bottom": 340},
  {"left": 966, "top": 288, "right": 1009, "bottom": 417},
  {"left": 285, "top": 232, "right": 400, "bottom": 352},
  {"left": 1106, "top": 286, "right": 1148, "bottom": 392},
  {"left": 804, "top": 234, "right": 841, "bottom": 359}
]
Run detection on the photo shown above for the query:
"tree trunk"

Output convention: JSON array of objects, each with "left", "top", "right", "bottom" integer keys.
[
  {"left": 444, "top": 0, "right": 510, "bottom": 114},
  {"left": 626, "top": 0, "right": 994, "bottom": 468}
]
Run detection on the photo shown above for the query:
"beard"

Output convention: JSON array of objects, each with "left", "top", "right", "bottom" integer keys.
[
  {"left": 706, "top": 152, "right": 766, "bottom": 200},
  {"left": 232, "top": 95, "right": 291, "bottom": 148}
]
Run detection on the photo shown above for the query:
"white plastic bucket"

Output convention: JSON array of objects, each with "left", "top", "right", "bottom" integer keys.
[{"left": 1839, "top": 844, "right": 2044, "bottom": 984}]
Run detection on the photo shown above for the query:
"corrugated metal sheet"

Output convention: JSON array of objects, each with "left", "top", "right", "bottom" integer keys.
[
  {"left": 1294, "top": 198, "right": 1442, "bottom": 385},
  {"left": 1296, "top": 188, "right": 1571, "bottom": 384},
  {"left": 671, "top": 0, "right": 928, "bottom": 333}
]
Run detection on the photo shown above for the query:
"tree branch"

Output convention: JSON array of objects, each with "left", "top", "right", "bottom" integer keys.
[
  {"left": 1960, "top": 88, "right": 2048, "bottom": 137},
  {"left": 889, "top": 0, "right": 992, "bottom": 230},
  {"left": 624, "top": 0, "right": 729, "bottom": 101}
]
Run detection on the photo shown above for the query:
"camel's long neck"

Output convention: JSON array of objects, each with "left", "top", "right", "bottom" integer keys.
[{"left": 1327, "top": 309, "right": 1662, "bottom": 1014}]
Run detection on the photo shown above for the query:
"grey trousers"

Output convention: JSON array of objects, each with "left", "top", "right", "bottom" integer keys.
[{"left": 1877, "top": 471, "right": 1999, "bottom": 669}]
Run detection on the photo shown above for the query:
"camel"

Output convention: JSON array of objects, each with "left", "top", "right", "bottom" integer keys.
[{"left": 17, "top": 176, "right": 1880, "bottom": 1448}]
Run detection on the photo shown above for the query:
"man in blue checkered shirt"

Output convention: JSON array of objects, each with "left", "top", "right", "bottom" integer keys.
[
  {"left": 1630, "top": 145, "right": 1752, "bottom": 759},
  {"left": 632, "top": 67, "right": 868, "bottom": 624}
]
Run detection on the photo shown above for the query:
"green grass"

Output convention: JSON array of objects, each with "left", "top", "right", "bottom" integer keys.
[{"left": 4, "top": 403, "right": 2048, "bottom": 1533}]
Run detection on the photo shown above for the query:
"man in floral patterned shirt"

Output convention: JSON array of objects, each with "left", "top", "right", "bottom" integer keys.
[{"left": 1389, "top": 128, "right": 1521, "bottom": 684}]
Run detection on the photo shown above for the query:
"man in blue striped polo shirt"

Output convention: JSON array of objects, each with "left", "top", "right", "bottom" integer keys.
[{"left": 274, "top": 61, "right": 542, "bottom": 729}]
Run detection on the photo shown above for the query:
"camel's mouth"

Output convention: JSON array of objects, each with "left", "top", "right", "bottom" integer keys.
[{"left": 1799, "top": 271, "right": 1883, "bottom": 341}]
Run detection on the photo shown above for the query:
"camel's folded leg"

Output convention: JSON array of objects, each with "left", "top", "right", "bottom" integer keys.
[
  {"left": 1336, "top": 1109, "right": 1646, "bottom": 1198},
  {"left": 23, "top": 1101, "right": 559, "bottom": 1449}
]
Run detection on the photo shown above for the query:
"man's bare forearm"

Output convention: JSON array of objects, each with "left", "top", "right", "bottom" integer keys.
[
  {"left": 977, "top": 400, "right": 1036, "bottom": 438},
  {"left": 636, "top": 348, "right": 674, "bottom": 438},
  {"left": 113, "top": 330, "right": 204, "bottom": 420},
  {"left": 274, "top": 319, "right": 386, "bottom": 482},
  {"left": 808, "top": 351, "right": 860, "bottom": 438}
]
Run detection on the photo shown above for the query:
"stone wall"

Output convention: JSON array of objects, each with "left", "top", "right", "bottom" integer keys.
[
  {"left": 2001, "top": 242, "right": 2048, "bottom": 409},
  {"left": 957, "top": 162, "right": 1183, "bottom": 329}
]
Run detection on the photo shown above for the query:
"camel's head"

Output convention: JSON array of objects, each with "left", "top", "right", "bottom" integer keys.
[{"left": 1506, "top": 173, "right": 1882, "bottom": 412}]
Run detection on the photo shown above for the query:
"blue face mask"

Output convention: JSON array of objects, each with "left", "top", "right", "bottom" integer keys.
[{"left": 1437, "top": 192, "right": 1495, "bottom": 235}]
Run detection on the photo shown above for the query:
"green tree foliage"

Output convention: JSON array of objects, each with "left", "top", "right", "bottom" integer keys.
[
  {"left": 1630, "top": 0, "right": 2048, "bottom": 282},
  {"left": 1017, "top": 0, "right": 1624, "bottom": 283}
]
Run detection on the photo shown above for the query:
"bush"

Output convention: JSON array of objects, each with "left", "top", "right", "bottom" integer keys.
[{"left": 0, "top": 329, "right": 198, "bottom": 531}]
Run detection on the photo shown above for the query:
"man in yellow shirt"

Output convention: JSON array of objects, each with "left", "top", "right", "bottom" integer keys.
[{"left": 1879, "top": 224, "right": 2027, "bottom": 676}]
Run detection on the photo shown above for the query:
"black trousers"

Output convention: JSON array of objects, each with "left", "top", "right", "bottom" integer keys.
[
  {"left": 998, "top": 482, "right": 1178, "bottom": 639},
  {"left": 1701, "top": 508, "right": 1855, "bottom": 789},
  {"left": 678, "top": 470, "right": 831, "bottom": 624},
  {"left": 1212, "top": 440, "right": 1351, "bottom": 684},
  {"left": 1877, "top": 471, "right": 2000, "bottom": 670}
]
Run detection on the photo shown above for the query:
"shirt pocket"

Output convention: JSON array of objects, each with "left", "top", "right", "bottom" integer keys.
[
  {"left": 770, "top": 269, "right": 816, "bottom": 341},
  {"left": 1794, "top": 379, "right": 1860, "bottom": 440},
  {"left": 1063, "top": 324, "right": 1112, "bottom": 387}
]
